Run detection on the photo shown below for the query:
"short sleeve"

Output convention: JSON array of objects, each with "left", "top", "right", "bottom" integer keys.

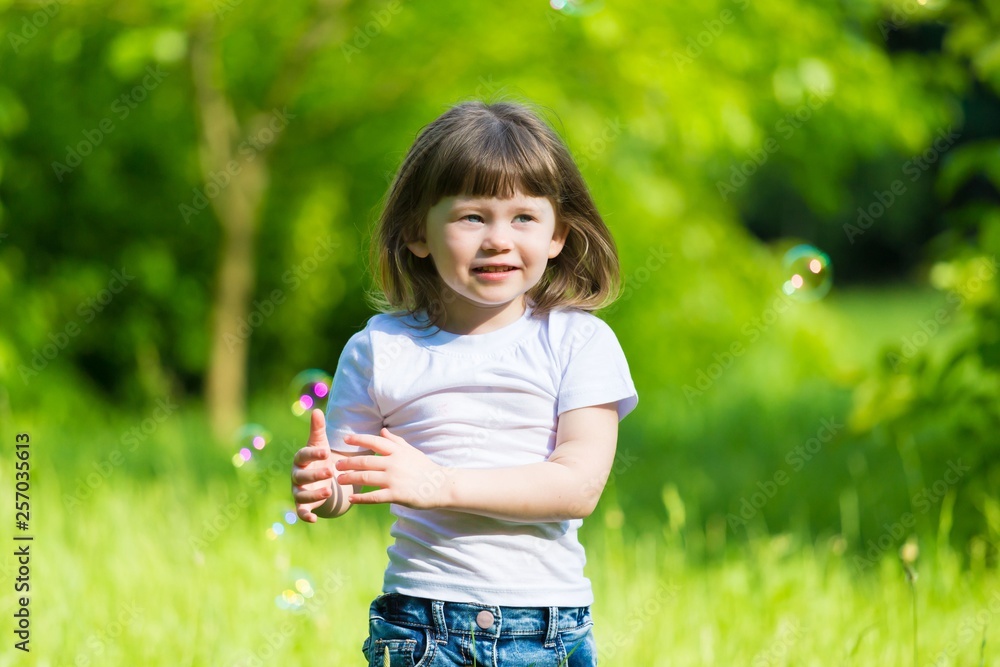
[
  {"left": 325, "top": 328, "right": 384, "bottom": 453},
  {"left": 557, "top": 316, "right": 638, "bottom": 421}
]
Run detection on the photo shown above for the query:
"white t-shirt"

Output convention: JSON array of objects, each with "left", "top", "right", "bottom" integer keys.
[{"left": 325, "top": 301, "right": 638, "bottom": 606}]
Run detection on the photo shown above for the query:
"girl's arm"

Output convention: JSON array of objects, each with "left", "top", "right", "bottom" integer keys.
[
  {"left": 336, "top": 403, "right": 622, "bottom": 523},
  {"left": 440, "top": 403, "right": 621, "bottom": 522}
]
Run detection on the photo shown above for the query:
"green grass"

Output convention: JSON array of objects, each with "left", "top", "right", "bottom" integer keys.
[{"left": 1, "top": 468, "right": 996, "bottom": 666}]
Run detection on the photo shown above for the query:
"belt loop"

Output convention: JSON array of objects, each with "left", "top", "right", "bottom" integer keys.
[
  {"left": 544, "top": 606, "right": 560, "bottom": 647},
  {"left": 431, "top": 599, "right": 448, "bottom": 643}
]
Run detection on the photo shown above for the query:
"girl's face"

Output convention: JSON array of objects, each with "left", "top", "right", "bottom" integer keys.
[{"left": 407, "top": 191, "right": 568, "bottom": 334}]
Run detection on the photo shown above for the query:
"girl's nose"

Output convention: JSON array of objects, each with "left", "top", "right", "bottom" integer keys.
[{"left": 482, "top": 223, "right": 514, "bottom": 250}]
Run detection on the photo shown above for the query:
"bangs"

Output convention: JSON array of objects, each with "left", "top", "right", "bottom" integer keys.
[{"left": 422, "top": 115, "right": 561, "bottom": 204}]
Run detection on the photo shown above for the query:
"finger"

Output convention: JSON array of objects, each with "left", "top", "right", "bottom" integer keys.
[
  {"left": 380, "top": 428, "right": 408, "bottom": 445},
  {"left": 347, "top": 489, "right": 390, "bottom": 505},
  {"left": 343, "top": 432, "right": 391, "bottom": 453},
  {"left": 307, "top": 409, "right": 330, "bottom": 448},
  {"left": 337, "top": 470, "right": 387, "bottom": 488},
  {"left": 334, "top": 455, "right": 384, "bottom": 472},
  {"left": 293, "top": 484, "right": 333, "bottom": 504},
  {"left": 296, "top": 507, "right": 318, "bottom": 523},
  {"left": 293, "top": 446, "right": 330, "bottom": 467},
  {"left": 291, "top": 465, "right": 333, "bottom": 486},
  {"left": 292, "top": 482, "right": 333, "bottom": 500}
]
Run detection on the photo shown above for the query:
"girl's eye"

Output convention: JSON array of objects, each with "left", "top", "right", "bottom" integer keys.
[
  {"left": 515, "top": 214, "right": 534, "bottom": 223},
  {"left": 462, "top": 214, "right": 484, "bottom": 223}
]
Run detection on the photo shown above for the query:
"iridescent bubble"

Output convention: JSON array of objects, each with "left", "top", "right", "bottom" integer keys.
[
  {"left": 275, "top": 568, "right": 315, "bottom": 612},
  {"left": 231, "top": 424, "right": 272, "bottom": 468},
  {"left": 781, "top": 244, "right": 832, "bottom": 302},
  {"left": 265, "top": 508, "right": 300, "bottom": 540},
  {"left": 290, "top": 369, "right": 334, "bottom": 418},
  {"left": 550, "top": 0, "right": 603, "bottom": 16}
]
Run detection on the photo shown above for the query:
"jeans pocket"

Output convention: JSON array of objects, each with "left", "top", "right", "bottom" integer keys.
[
  {"left": 557, "top": 620, "right": 597, "bottom": 667},
  {"left": 367, "top": 617, "right": 434, "bottom": 667}
]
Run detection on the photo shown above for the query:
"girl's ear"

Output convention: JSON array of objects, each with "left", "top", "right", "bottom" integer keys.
[
  {"left": 548, "top": 220, "right": 569, "bottom": 259},
  {"left": 405, "top": 232, "right": 430, "bottom": 259},
  {"left": 404, "top": 218, "right": 431, "bottom": 258}
]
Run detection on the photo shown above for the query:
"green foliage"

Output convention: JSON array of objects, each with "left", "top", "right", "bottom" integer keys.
[
  {"left": 0, "top": 0, "right": 954, "bottom": 405},
  {"left": 847, "top": 0, "right": 1000, "bottom": 556},
  {"left": 1, "top": 0, "right": 998, "bottom": 578}
]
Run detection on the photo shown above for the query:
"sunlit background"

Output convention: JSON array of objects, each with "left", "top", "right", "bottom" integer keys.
[{"left": 1, "top": 0, "right": 999, "bottom": 664}]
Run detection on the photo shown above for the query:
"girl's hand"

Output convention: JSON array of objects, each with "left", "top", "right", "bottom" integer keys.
[
  {"left": 335, "top": 429, "right": 451, "bottom": 510},
  {"left": 291, "top": 409, "right": 336, "bottom": 522}
]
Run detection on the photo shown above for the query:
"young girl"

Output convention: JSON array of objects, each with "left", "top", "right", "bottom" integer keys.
[{"left": 291, "top": 100, "right": 638, "bottom": 667}]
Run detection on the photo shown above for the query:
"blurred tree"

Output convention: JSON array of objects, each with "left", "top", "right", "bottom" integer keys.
[
  {"left": 849, "top": 0, "right": 1000, "bottom": 555},
  {"left": 0, "top": 0, "right": 961, "bottom": 453},
  {"left": 187, "top": 7, "right": 345, "bottom": 440}
]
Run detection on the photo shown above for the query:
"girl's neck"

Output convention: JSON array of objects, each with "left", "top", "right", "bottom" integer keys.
[{"left": 436, "top": 299, "right": 529, "bottom": 335}]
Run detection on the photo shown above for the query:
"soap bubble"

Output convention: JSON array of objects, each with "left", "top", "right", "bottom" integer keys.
[
  {"left": 781, "top": 245, "right": 832, "bottom": 302},
  {"left": 290, "top": 369, "right": 333, "bottom": 418},
  {"left": 231, "top": 424, "right": 271, "bottom": 468},
  {"left": 550, "top": 0, "right": 603, "bottom": 16},
  {"left": 266, "top": 509, "right": 300, "bottom": 541},
  {"left": 275, "top": 568, "right": 315, "bottom": 612}
]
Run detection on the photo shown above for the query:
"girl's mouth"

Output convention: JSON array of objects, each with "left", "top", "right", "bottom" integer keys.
[
  {"left": 472, "top": 266, "right": 517, "bottom": 273},
  {"left": 472, "top": 266, "right": 519, "bottom": 281}
]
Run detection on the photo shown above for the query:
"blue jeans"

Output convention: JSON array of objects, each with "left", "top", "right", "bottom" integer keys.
[{"left": 361, "top": 592, "right": 598, "bottom": 666}]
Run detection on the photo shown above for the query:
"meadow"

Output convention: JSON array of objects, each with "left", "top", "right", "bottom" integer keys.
[
  {"left": 1, "top": 460, "right": 996, "bottom": 666},
  {"left": 2, "top": 284, "right": 997, "bottom": 666}
]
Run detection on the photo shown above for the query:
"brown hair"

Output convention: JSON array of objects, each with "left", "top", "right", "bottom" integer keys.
[{"left": 365, "top": 100, "right": 622, "bottom": 331}]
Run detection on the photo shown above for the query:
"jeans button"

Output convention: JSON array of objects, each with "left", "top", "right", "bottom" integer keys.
[{"left": 476, "top": 610, "right": 495, "bottom": 629}]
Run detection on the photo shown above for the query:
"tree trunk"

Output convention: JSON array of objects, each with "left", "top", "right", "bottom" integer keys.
[
  {"left": 205, "top": 192, "right": 258, "bottom": 444},
  {"left": 191, "top": 23, "right": 268, "bottom": 444},
  {"left": 189, "top": 9, "right": 339, "bottom": 443}
]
